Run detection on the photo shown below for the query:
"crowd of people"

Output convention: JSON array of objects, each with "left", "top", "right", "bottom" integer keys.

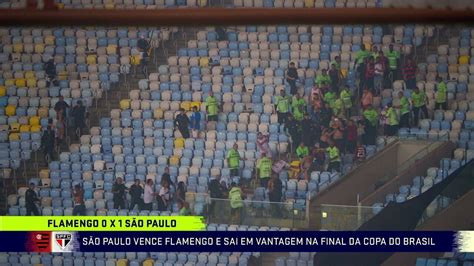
[{"left": 27, "top": 39, "right": 450, "bottom": 219}]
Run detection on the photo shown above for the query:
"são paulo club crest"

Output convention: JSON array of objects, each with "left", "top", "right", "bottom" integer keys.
[{"left": 54, "top": 233, "right": 72, "bottom": 250}]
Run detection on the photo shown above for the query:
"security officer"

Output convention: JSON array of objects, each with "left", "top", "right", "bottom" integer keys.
[
  {"left": 227, "top": 143, "right": 241, "bottom": 177},
  {"left": 398, "top": 91, "right": 411, "bottom": 128},
  {"left": 340, "top": 87, "right": 352, "bottom": 117},
  {"left": 274, "top": 90, "right": 291, "bottom": 124},
  {"left": 326, "top": 142, "right": 341, "bottom": 173},
  {"left": 386, "top": 102, "right": 399, "bottom": 136},
  {"left": 228, "top": 182, "right": 244, "bottom": 223},
  {"left": 256, "top": 153, "right": 273, "bottom": 188},
  {"left": 435, "top": 76, "right": 447, "bottom": 110},
  {"left": 205, "top": 91, "right": 219, "bottom": 125}
]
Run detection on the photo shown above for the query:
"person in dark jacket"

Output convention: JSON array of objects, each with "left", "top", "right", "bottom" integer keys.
[
  {"left": 208, "top": 178, "right": 225, "bottom": 219},
  {"left": 137, "top": 35, "right": 150, "bottom": 52},
  {"left": 45, "top": 58, "right": 57, "bottom": 86},
  {"left": 25, "top": 183, "right": 40, "bottom": 216},
  {"left": 286, "top": 62, "right": 299, "bottom": 95},
  {"left": 286, "top": 115, "right": 301, "bottom": 152},
  {"left": 73, "top": 184, "right": 86, "bottom": 216},
  {"left": 268, "top": 175, "right": 283, "bottom": 217},
  {"left": 161, "top": 166, "right": 174, "bottom": 189},
  {"left": 301, "top": 113, "right": 314, "bottom": 148},
  {"left": 71, "top": 100, "right": 86, "bottom": 139},
  {"left": 112, "top": 177, "right": 127, "bottom": 210},
  {"left": 129, "top": 179, "right": 143, "bottom": 211},
  {"left": 54, "top": 95, "right": 69, "bottom": 117},
  {"left": 174, "top": 108, "right": 190, "bottom": 138},
  {"left": 41, "top": 126, "right": 55, "bottom": 162},
  {"left": 175, "top": 181, "right": 186, "bottom": 204}
]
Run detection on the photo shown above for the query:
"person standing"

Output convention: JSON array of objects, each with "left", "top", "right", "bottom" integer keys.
[
  {"left": 72, "top": 184, "right": 86, "bottom": 216},
  {"left": 71, "top": 100, "right": 86, "bottom": 139},
  {"left": 129, "top": 179, "right": 144, "bottom": 211},
  {"left": 329, "top": 63, "right": 341, "bottom": 94},
  {"left": 296, "top": 142, "right": 309, "bottom": 159},
  {"left": 189, "top": 106, "right": 202, "bottom": 138},
  {"left": 374, "top": 56, "right": 385, "bottom": 95},
  {"left": 25, "top": 183, "right": 40, "bottom": 216},
  {"left": 112, "top": 177, "right": 126, "bottom": 210},
  {"left": 362, "top": 106, "right": 378, "bottom": 145},
  {"left": 228, "top": 182, "right": 244, "bottom": 224},
  {"left": 175, "top": 181, "right": 186, "bottom": 204},
  {"left": 326, "top": 142, "right": 341, "bottom": 173},
  {"left": 315, "top": 68, "right": 331, "bottom": 88},
  {"left": 435, "top": 76, "right": 447, "bottom": 110},
  {"left": 157, "top": 180, "right": 170, "bottom": 211},
  {"left": 226, "top": 143, "right": 241, "bottom": 178},
  {"left": 386, "top": 44, "right": 400, "bottom": 80},
  {"left": 301, "top": 113, "right": 315, "bottom": 148},
  {"left": 411, "top": 86, "right": 429, "bottom": 126},
  {"left": 209, "top": 178, "right": 225, "bottom": 219},
  {"left": 274, "top": 90, "right": 291, "bottom": 125},
  {"left": 256, "top": 132, "right": 272, "bottom": 158},
  {"left": 386, "top": 102, "right": 399, "bottom": 136},
  {"left": 268, "top": 175, "right": 282, "bottom": 217},
  {"left": 54, "top": 95, "right": 69, "bottom": 118},
  {"left": 285, "top": 115, "right": 301, "bottom": 152},
  {"left": 365, "top": 57, "right": 375, "bottom": 93},
  {"left": 143, "top": 179, "right": 155, "bottom": 211},
  {"left": 41, "top": 126, "right": 56, "bottom": 162},
  {"left": 45, "top": 58, "right": 57, "bottom": 87},
  {"left": 340, "top": 87, "right": 352, "bottom": 118},
  {"left": 291, "top": 93, "right": 306, "bottom": 122},
  {"left": 205, "top": 91, "right": 219, "bottom": 127},
  {"left": 397, "top": 91, "right": 411, "bottom": 128},
  {"left": 403, "top": 58, "right": 417, "bottom": 90},
  {"left": 174, "top": 108, "right": 190, "bottom": 139},
  {"left": 256, "top": 153, "right": 273, "bottom": 188},
  {"left": 286, "top": 62, "right": 299, "bottom": 95}
]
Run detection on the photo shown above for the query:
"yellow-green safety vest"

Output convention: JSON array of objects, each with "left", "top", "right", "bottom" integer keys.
[
  {"left": 326, "top": 146, "right": 341, "bottom": 162},
  {"left": 205, "top": 96, "right": 218, "bottom": 116},
  {"left": 227, "top": 148, "right": 241, "bottom": 169},
  {"left": 258, "top": 157, "right": 273, "bottom": 178},
  {"left": 228, "top": 187, "right": 243, "bottom": 209}
]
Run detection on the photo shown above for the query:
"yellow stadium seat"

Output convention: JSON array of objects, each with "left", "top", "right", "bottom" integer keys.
[
  {"left": 198, "top": 0, "right": 207, "bottom": 6},
  {"left": 5, "top": 105, "right": 16, "bottom": 117},
  {"left": 174, "top": 138, "right": 185, "bottom": 149},
  {"left": 5, "top": 79, "right": 15, "bottom": 87},
  {"left": 38, "top": 107, "right": 49, "bottom": 118},
  {"left": 199, "top": 57, "right": 209, "bottom": 67},
  {"left": 304, "top": 0, "right": 314, "bottom": 7},
  {"left": 153, "top": 108, "right": 163, "bottom": 119},
  {"left": 10, "top": 122, "right": 20, "bottom": 132},
  {"left": 106, "top": 45, "right": 117, "bottom": 54},
  {"left": 105, "top": 3, "right": 115, "bottom": 9},
  {"left": 57, "top": 3, "right": 65, "bottom": 9},
  {"left": 30, "top": 125, "right": 41, "bottom": 132},
  {"left": 25, "top": 71, "right": 36, "bottom": 79},
  {"left": 34, "top": 44, "right": 45, "bottom": 54},
  {"left": 13, "top": 43, "right": 23, "bottom": 53},
  {"left": 169, "top": 155, "right": 180, "bottom": 166},
  {"left": 131, "top": 55, "right": 141, "bottom": 66},
  {"left": 364, "top": 43, "right": 372, "bottom": 50},
  {"left": 143, "top": 259, "right": 154, "bottom": 266},
  {"left": 116, "top": 259, "right": 128, "bottom": 266},
  {"left": 45, "top": 36, "right": 55, "bottom": 45},
  {"left": 459, "top": 55, "right": 470, "bottom": 65},
  {"left": 340, "top": 68, "right": 348, "bottom": 78},
  {"left": 27, "top": 78, "right": 37, "bottom": 88},
  {"left": 9, "top": 133, "right": 20, "bottom": 141},
  {"left": 29, "top": 116, "right": 40, "bottom": 126},
  {"left": 180, "top": 101, "right": 191, "bottom": 111},
  {"left": 15, "top": 78, "right": 26, "bottom": 87},
  {"left": 0, "top": 86, "right": 5, "bottom": 97},
  {"left": 86, "top": 55, "right": 97, "bottom": 65},
  {"left": 58, "top": 71, "right": 68, "bottom": 80},
  {"left": 191, "top": 101, "right": 201, "bottom": 110},
  {"left": 20, "top": 125, "right": 30, "bottom": 132},
  {"left": 119, "top": 99, "right": 131, "bottom": 110}
]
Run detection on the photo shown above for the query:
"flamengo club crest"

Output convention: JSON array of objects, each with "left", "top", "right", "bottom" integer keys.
[{"left": 54, "top": 233, "right": 72, "bottom": 250}]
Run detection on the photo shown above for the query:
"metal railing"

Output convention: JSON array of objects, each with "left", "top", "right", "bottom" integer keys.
[{"left": 319, "top": 204, "right": 379, "bottom": 231}]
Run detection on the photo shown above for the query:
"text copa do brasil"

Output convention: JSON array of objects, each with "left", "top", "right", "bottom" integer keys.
[{"left": 47, "top": 218, "right": 177, "bottom": 229}]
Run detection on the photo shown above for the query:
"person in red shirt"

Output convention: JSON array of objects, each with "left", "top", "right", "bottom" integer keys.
[
  {"left": 365, "top": 57, "right": 375, "bottom": 93},
  {"left": 403, "top": 58, "right": 417, "bottom": 90},
  {"left": 345, "top": 119, "right": 358, "bottom": 154}
]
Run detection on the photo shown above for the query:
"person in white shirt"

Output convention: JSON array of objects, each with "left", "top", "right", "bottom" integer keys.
[
  {"left": 374, "top": 57, "right": 385, "bottom": 96},
  {"left": 143, "top": 179, "right": 155, "bottom": 211},
  {"left": 158, "top": 180, "right": 170, "bottom": 211}
]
